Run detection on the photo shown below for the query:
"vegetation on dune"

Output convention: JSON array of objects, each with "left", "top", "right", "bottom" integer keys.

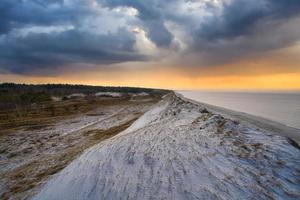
[
  {"left": 0, "top": 83, "right": 169, "bottom": 137},
  {"left": 0, "top": 83, "right": 169, "bottom": 100},
  {"left": 0, "top": 83, "right": 169, "bottom": 129},
  {"left": 0, "top": 88, "right": 158, "bottom": 199}
]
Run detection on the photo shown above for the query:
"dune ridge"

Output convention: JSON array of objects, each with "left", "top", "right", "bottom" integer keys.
[{"left": 32, "top": 93, "right": 300, "bottom": 200}]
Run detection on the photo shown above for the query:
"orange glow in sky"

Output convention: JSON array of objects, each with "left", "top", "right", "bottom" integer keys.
[{"left": 1, "top": 71, "right": 300, "bottom": 90}]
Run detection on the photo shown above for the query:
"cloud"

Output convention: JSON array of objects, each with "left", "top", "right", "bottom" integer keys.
[
  {"left": 100, "top": 0, "right": 175, "bottom": 47},
  {"left": 195, "top": 0, "right": 300, "bottom": 40},
  {"left": 0, "top": 0, "right": 80, "bottom": 34},
  {"left": 0, "top": 0, "right": 150, "bottom": 75},
  {"left": 183, "top": 0, "right": 300, "bottom": 66},
  {"left": 0, "top": 28, "right": 148, "bottom": 74},
  {"left": 0, "top": 0, "right": 300, "bottom": 75}
]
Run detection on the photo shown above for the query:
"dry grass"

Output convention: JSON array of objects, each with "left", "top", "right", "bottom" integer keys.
[
  {"left": 0, "top": 95, "right": 160, "bottom": 199},
  {"left": 92, "top": 117, "right": 138, "bottom": 141},
  {"left": 1, "top": 117, "right": 141, "bottom": 200},
  {"left": 0, "top": 97, "right": 136, "bottom": 136}
]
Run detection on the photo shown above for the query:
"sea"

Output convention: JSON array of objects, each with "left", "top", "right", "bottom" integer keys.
[{"left": 178, "top": 90, "right": 300, "bottom": 129}]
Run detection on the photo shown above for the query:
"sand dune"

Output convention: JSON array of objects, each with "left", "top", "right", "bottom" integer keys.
[{"left": 32, "top": 93, "right": 300, "bottom": 200}]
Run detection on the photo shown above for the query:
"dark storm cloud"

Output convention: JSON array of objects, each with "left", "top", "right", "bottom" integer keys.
[
  {"left": 100, "top": 0, "right": 175, "bottom": 47},
  {"left": 0, "top": 28, "right": 147, "bottom": 74},
  {"left": 0, "top": 0, "right": 86, "bottom": 34},
  {"left": 0, "top": 0, "right": 300, "bottom": 75},
  {"left": 196, "top": 0, "right": 300, "bottom": 41},
  {"left": 99, "top": 0, "right": 300, "bottom": 59},
  {"left": 0, "top": 0, "right": 147, "bottom": 75},
  {"left": 183, "top": 0, "right": 300, "bottom": 67}
]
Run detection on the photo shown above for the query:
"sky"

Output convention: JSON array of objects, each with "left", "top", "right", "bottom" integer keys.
[{"left": 1, "top": 0, "right": 300, "bottom": 90}]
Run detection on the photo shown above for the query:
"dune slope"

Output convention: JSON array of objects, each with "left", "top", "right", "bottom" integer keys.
[{"left": 32, "top": 94, "right": 300, "bottom": 200}]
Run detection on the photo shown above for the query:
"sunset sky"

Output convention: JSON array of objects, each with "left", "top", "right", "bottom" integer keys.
[{"left": 1, "top": 0, "right": 300, "bottom": 90}]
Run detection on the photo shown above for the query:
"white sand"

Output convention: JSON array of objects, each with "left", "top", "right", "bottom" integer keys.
[{"left": 32, "top": 93, "right": 300, "bottom": 200}]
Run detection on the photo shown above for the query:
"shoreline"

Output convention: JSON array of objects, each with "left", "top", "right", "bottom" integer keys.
[{"left": 176, "top": 92, "right": 300, "bottom": 144}]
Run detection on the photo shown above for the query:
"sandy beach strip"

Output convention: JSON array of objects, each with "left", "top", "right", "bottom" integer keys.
[{"left": 176, "top": 92, "right": 300, "bottom": 144}]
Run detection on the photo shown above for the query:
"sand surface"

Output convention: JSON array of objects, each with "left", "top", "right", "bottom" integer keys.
[
  {"left": 32, "top": 93, "right": 300, "bottom": 200},
  {"left": 177, "top": 93, "right": 300, "bottom": 144},
  {"left": 0, "top": 97, "right": 157, "bottom": 199}
]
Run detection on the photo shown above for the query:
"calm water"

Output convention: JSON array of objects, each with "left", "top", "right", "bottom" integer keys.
[{"left": 179, "top": 91, "right": 300, "bottom": 129}]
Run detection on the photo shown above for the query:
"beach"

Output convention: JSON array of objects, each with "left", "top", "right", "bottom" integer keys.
[{"left": 177, "top": 92, "right": 300, "bottom": 144}]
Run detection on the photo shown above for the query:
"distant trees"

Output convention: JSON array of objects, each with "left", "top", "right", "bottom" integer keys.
[
  {"left": 0, "top": 83, "right": 169, "bottom": 97},
  {"left": 0, "top": 83, "right": 170, "bottom": 110},
  {"left": 0, "top": 90, "right": 51, "bottom": 109},
  {"left": 19, "top": 92, "right": 51, "bottom": 104}
]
